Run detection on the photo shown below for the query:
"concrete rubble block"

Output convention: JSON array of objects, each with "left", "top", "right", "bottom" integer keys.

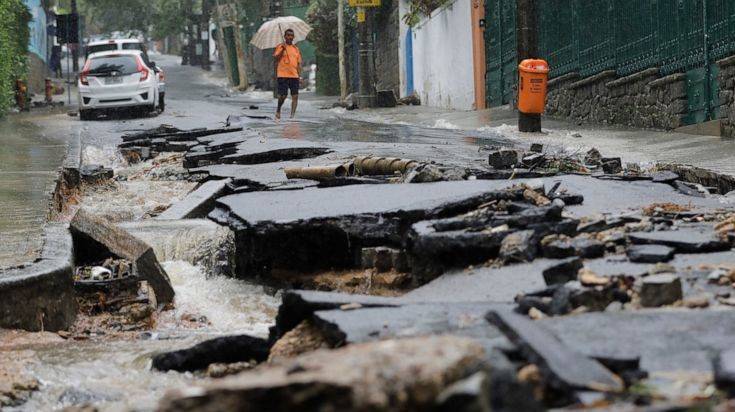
[
  {"left": 0, "top": 224, "right": 78, "bottom": 331},
  {"left": 542, "top": 257, "right": 583, "bottom": 285},
  {"left": 628, "top": 227, "right": 731, "bottom": 253},
  {"left": 488, "top": 149, "right": 518, "bottom": 169},
  {"left": 499, "top": 230, "right": 537, "bottom": 263},
  {"left": 210, "top": 181, "right": 526, "bottom": 279},
  {"left": 541, "top": 235, "right": 575, "bottom": 258},
  {"left": 639, "top": 274, "right": 683, "bottom": 307},
  {"left": 486, "top": 309, "right": 624, "bottom": 393},
  {"left": 714, "top": 349, "right": 735, "bottom": 396},
  {"left": 152, "top": 335, "right": 270, "bottom": 372},
  {"left": 407, "top": 221, "right": 508, "bottom": 282},
  {"left": 571, "top": 237, "right": 605, "bottom": 258},
  {"left": 626, "top": 244, "right": 675, "bottom": 263},
  {"left": 156, "top": 178, "right": 231, "bottom": 220},
  {"left": 70, "top": 209, "right": 175, "bottom": 306},
  {"left": 158, "top": 336, "right": 488, "bottom": 412}
]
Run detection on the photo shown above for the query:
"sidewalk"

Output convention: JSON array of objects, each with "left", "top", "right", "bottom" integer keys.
[{"left": 330, "top": 103, "right": 735, "bottom": 176}]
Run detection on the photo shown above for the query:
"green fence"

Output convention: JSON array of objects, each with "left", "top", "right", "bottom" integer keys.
[{"left": 486, "top": 0, "right": 735, "bottom": 110}]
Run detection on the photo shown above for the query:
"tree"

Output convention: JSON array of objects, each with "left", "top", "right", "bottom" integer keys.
[{"left": 78, "top": 0, "right": 154, "bottom": 36}]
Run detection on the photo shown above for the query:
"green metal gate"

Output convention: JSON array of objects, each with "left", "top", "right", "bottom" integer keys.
[
  {"left": 485, "top": 0, "right": 735, "bottom": 124},
  {"left": 484, "top": 0, "right": 516, "bottom": 106}
]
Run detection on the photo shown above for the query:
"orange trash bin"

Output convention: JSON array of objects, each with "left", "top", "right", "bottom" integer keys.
[{"left": 518, "top": 59, "right": 549, "bottom": 114}]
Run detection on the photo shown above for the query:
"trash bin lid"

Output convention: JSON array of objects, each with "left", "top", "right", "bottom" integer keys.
[{"left": 519, "top": 59, "right": 549, "bottom": 73}]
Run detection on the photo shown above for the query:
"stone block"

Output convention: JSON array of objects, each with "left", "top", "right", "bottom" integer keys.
[
  {"left": 488, "top": 149, "right": 518, "bottom": 169},
  {"left": 639, "top": 274, "right": 682, "bottom": 307}
]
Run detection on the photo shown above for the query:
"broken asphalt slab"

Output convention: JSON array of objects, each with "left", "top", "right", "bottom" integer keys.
[
  {"left": 70, "top": 209, "right": 175, "bottom": 306},
  {"left": 312, "top": 302, "right": 514, "bottom": 353},
  {"left": 210, "top": 180, "right": 527, "bottom": 277},
  {"left": 486, "top": 308, "right": 624, "bottom": 393},
  {"left": 156, "top": 179, "right": 232, "bottom": 220},
  {"left": 541, "top": 309, "right": 735, "bottom": 374},
  {"left": 628, "top": 225, "right": 731, "bottom": 253},
  {"left": 401, "top": 259, "right": 557, "bottom": 304}
]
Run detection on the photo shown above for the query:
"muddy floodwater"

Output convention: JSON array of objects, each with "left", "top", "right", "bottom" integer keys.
[
  {"left": 0, "top": 115, "right": 67, "bottom": 268},
  {"left": 6, "top": 261, "right": 279, "bottom": 412}
]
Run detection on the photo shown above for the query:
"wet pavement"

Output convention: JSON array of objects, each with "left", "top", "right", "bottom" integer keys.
[
  {"left": 3, "top": 53, "right": 735, "bottom": 411},
  {"left": 0, "top": 113, "right": 70, "bottom": 269}
]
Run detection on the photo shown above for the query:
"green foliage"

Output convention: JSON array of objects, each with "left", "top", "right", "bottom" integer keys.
[
  {"left": 305, "top": 0, "right": 355, "bottom": 54},
  {"left": 80, "top": 0, "right": 202, "bottom": 39},
  {"left": 79, "top": 0, "right": 154, "bottom": 36},
  {"left": 0, "top": 0, "right": 31, "bottom": 116},
  {"left": 402, "top": 0, "right": 451, "bottom": 27}
]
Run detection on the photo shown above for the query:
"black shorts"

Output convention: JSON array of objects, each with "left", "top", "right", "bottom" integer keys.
[{"left": 277, "top": 77, "right": 299, "bottom": 96}]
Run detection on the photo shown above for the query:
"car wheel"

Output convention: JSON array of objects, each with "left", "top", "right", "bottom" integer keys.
[{"left": 158, "top": 93, "right": 165, "bottom": 112}]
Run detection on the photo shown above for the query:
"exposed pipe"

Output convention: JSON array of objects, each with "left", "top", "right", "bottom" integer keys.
[
  {"left": 353, "top": 156, "right": 419, "bottom": 176},
  {"left": 284, "top": 164, "right": 351, "bottom": 180}
]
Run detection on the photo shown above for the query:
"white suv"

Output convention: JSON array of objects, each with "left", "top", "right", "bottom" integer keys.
[
  {"left": 78, "top": 50, "right": 160, "bottom": 120},
  {"left": 85, "top": 39, "right": 148, "bottom": 60}
]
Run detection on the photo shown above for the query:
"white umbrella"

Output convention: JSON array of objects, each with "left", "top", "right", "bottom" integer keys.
[{"left": 250, "top": 16, "right": 312, "bottom": 50}]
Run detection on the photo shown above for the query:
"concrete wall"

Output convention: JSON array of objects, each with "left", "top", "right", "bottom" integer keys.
[{"left": 404, "top": 0, "right": 475, "bottom": 110}]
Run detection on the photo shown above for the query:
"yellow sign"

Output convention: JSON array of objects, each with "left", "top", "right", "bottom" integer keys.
[
  {"left": 357, "top": 8, "right": 366, "bottom": 22},
  {"left": 349, "top": 0, "right": 381, "bottom": 7}
]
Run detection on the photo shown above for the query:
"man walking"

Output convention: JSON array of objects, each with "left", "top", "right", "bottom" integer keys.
[{"left": 273, "top": 28, "right": 302, "bottom": 120}]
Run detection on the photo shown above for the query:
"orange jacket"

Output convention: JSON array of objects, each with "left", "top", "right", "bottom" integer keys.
[{"left": 274, "top": 43, "right": 302, "bottom": 79}]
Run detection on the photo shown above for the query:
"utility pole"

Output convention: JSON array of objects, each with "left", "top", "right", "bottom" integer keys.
[
  {"left": 232, "top": 16, "right": 249, "bottom": 90},
  {"left": 357, "top": 8, "right": 375, "bottom": 108},
  {"left": 71, "top": 0, "right": 78, "bottom": 72},
  {"left": 338, "top": 0, "right": 347, "bottom": 101},
  {"left": 214, "top": 0, "right": 234, "bottom": 85},
  {"left": 201, "top": 0, "right": 212, "bottom": 70},
  {"left": 516, "top": 0, "right": 541, "bottom": 132}
]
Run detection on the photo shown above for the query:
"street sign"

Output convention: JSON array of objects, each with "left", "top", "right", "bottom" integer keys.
[{"left": 349, "top": 0, "right": 381, "bottom": 7}]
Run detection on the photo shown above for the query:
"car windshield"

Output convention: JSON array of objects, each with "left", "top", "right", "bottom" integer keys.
[
  {"left": 86, "top": 44, "right": 117, "bottom": 57},
  {"left": 121, "top": 43, "right": 144, "bottom": 52},
  {"left": 88, "top": 55, "right": 139, "bottom": 76}
]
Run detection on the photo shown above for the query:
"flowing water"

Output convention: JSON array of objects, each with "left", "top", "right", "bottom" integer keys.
[{"left": 7, "top": 260, "right": 279, "bottom": 412}]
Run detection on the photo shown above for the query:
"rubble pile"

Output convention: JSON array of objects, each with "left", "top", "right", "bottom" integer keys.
[{"left": 104, "top": 118, "right": 735, "bottom": 410}]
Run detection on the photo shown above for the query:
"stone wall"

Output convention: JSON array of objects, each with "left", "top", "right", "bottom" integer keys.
[
  {"left": 374, "top": 0, "right": 401, "bottom": 96},
  {"left": 717, "top": 56, "right": 735, "bottom": 137},
  {"left": 546, "top": 68, "right": 688, "bottom": 130}
]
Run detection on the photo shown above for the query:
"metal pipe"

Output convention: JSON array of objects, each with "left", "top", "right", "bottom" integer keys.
[{"left": 284, "top": 165, "right": 349, "bottom": 180}]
